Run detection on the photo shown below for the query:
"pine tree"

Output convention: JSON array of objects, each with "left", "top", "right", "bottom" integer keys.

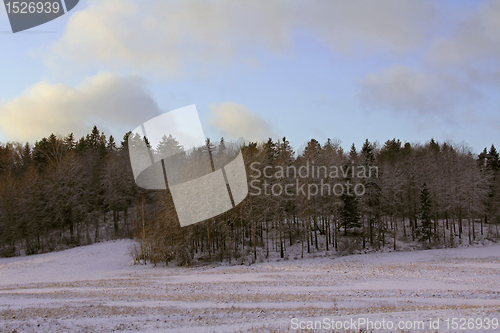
[
  {"left": 20, "top": 143, "right": 33, "bottom": 173},
  {"left": 486, "top": 145, "right": 500, "bottom": 228},
  {"left": 339, "top": 155, "right": 360, "bottom": 236},
  {"left": 156, "top": 134, "right": 184, "bottom": 157},
  {"left": 107, "top": 135, "right": 117, "bottom": 152},
  {"left": 64, "top": 133, "right": 75, "bottom": 151},
  {"left": 417, "top": 182, "right": 433, "bottom": 242},
  {"left": 339, "top": 186, "right": 359, "bottom": 236},
  {"left": 360, "top": 139, "right": 381, "bottom": 248}
]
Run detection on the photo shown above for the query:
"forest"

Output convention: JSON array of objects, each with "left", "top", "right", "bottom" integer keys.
[{"left": 0, "top": 126, "right": 499, "bottom": 264}]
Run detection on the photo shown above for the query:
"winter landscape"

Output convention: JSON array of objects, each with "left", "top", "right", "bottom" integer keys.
[
  {"left": 1, "top": 238, "right": 499, "bottom": 333},
  {"left": 2, "top": 1, "right": 500, "bottom": 332}
]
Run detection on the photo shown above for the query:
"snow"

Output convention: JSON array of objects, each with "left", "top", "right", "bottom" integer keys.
[
  {"left": 1, "top": 239, "right": 499, "bottom": 332},
  {"left": 0, "top": 240, "right": 136, "bottom": 285}
]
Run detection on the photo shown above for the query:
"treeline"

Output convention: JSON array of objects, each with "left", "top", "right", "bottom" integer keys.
[
  {"left": 136, "top": 137, "right": 500, "bottom": 265},
  {"left": 0, "top": 129, "right": 499, "bottom": 263},
  {"left": 0, "top": 126, "right": 139, "bottom": 256}
]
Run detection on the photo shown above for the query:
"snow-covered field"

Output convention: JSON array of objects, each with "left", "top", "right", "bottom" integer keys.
[{"left": 1, "top": 240, "right": 499, "bottom": 332}]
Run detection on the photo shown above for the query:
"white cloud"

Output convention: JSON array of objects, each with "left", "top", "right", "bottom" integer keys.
[
  {"left": 358, "top": 64, "right": 476, "bottom": 115},
  {"left": 301, "top": 0, "right": 435, "bottom": 55},
  {"left": 358, "top": 1, "right": 500, "bottom": 117},
  {"left": 47, "top": 0, "right": 293, "bottom": 77},
  {"left": 0, "top": 73, "right": 161, "bottom": 142},
  {"left": 426, "top": 0, "right": 500, "bottom": 67},
  {"left": 45, "top": 0, "right": 434, "bottom": 77},
  {"left": 209, "top": 102, "right": 274, "bottom": 143}
]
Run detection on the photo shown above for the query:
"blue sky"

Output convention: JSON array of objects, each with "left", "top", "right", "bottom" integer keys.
[{"left": 0, "top": 0, "right": 498, "bottom": 154}]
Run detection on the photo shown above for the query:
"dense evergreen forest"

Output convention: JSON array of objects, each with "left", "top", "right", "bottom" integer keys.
[{"left": 0, "top": 126, "right": 499, "bottom": 264}]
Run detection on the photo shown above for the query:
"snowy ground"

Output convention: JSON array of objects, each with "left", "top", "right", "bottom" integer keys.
[{"left": 1, "top": 240, "right": 499, "bottom": 332}]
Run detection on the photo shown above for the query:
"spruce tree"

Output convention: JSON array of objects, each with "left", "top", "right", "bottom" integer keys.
[
  {"left": 418, "top": 182, "right": 433, "bottom": 242},
  {"left": 339, "top": 160, "right": 360, "bottom": 236}
]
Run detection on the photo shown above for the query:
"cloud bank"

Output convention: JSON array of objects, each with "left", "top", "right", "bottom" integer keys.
[
  {"left": 0, "top": 73, "right": 161, "bottom": 142},
  {"left": 209, "top": 102, "right": 275, "bottom": 143},
  {"left": 427, "top": 0, "right": 500, "bottom": 68},
  {"left": 357, "top": 0, "right": 500, "bottom": 117},
  {"left": 358, "top": 65, "right": 477, "bottom": 115},
  {"left": 46, "top": 0, "right": 434, "bottom": 77}
]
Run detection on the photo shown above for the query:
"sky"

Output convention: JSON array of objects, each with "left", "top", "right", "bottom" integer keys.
[{"left": 0, "top": 0, "right": 499, "bottom": 154}]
